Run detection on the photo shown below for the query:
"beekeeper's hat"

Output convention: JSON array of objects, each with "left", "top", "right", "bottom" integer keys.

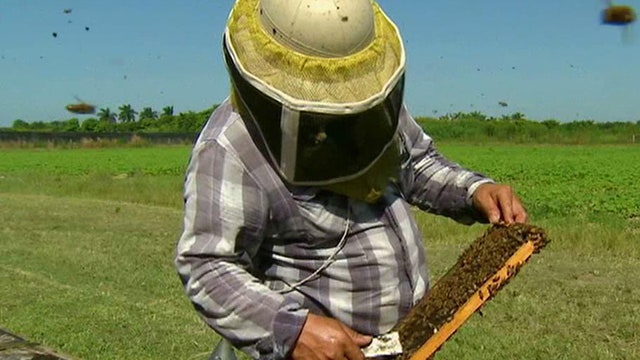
[{"left": 224, "top": 0, "right": 405, "bottom": 188}]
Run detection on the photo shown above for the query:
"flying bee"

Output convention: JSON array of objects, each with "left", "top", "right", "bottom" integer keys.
[
  {"left": 601, "top": 1, "right": 636, "bottom": 25},
  {"left": 65, "top": 97, "right": 96, "bottom": 115},
  {"left": 601, "top": 1, "right": 636, "bottom": 42}
]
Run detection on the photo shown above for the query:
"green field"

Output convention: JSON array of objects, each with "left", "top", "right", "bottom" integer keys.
[{"left": 1, "top": 144, "right": 639, "bottom": 360}]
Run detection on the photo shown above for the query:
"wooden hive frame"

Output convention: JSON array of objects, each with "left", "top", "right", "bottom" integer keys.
[{"left": 392, "top": 223, "right": 548, "bottom": 360}]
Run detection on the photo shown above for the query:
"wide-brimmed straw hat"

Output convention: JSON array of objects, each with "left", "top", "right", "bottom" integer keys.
[{"left": 224, "top": 0, "right": 405, "bottom": 115}]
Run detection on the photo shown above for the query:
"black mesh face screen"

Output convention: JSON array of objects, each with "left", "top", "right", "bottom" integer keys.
[
  {"left": 294, "top": 76, "right": 404, "bottom": 182},
  {"left": 224, "top": 40, "right": 283, "bottom": 161},
  {"left": 225, "top": 36, "right": 405, "bottom": 184}
]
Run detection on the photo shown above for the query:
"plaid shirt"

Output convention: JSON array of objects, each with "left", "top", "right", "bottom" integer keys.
[{"left": 175, "top": 99, "right": 491, "bottom": 359}]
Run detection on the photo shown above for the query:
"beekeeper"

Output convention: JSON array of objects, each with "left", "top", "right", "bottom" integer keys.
[{"left": 175, "top": 0, "right": 527, "bottom": 359}]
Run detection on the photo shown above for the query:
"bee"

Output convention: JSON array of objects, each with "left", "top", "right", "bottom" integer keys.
[
  {"left": 601, "top": 1, "right": 636, "bottom": 25},
  {"left": 313, "top": 131, "right": 327, "bottom": 145},
  {"left": 63, "top": 8, "right": 72, "bottom": 14},
  {"left": 66, "top": 97, "right": 96, "bottom": 115}
]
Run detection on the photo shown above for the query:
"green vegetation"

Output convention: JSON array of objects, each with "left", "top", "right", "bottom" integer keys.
[
  {"left": 5, "top": 104, "right": 217, "bottom": 133},
  {"left": 3, "top": 107, "right": 640, "bottom": 145},
  {"left": 0, "top": 145, "right": 639, "bottom": 360},
  {"left": 418, "top": 114, "right": 640, "bottom": 144}
]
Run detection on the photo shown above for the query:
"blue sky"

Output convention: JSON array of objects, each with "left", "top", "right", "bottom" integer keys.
[{"left": 1, "top": 0, "right": 639, "bottom": 127}]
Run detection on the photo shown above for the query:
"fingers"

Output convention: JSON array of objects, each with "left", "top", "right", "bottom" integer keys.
[
  {"left": 339, "top": 324, "right": 370, "bottom": 360},
  {"left": 473, "top": 183, "right": 528, "bottom": 224},
  {"left": 512, "top": 195, "right": 528, "bottom": 223},
  {"left": 340, "top": 323, "right": 372, "bottom": 347},
  {"left": 293, "top": 314, "right": 369, "bottom": 360},
  {"left": 495, "top": 189, "right": 531, "bottom": 224},
  {"left": 343, "top": 342, "right": 366, "bottom": 360},
  {"left": 494, "top": 187, "right": 514, "bottom": 224},
  {"left": 473, "top": 185, "right": 500, "bottom": 223}
]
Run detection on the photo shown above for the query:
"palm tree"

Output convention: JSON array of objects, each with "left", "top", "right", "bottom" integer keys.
[
  {"left": 97, "top": 108, "right": 117, "bottom": 123},
  {"left": 162, "top": 105, "right": 174, "bottom": 117},
  {"left": 118, "top": 104, "right": 137, "bottom": 123},
  {"left": 510, "top": 112, "right": 525, "bottom": 121},
  {"left": 139, "top": 107, "right": 158, "bottom": 120},
  {"left": 469, "top": 111, "right": 487, "bottom": 121}
]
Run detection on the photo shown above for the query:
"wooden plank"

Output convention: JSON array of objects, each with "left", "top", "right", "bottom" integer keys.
[{"left": 409, "top": 241, "right": 536, "bottom": 360}]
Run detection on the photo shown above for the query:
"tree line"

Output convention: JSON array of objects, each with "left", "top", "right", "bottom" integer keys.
[
  {"left": 2, "top": 105, "right": 640, "bottom": 144},
  {"left": 417, "top": 111, "right": 640, "bottom": 144},
  {"left": 4, "top": 104, "right": 218, "bottom": 134}
]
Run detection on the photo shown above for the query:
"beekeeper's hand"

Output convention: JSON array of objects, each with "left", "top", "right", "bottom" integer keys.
[
  {"left": 291, "top": 313, "right": 372, "bottom": 360},
  {"left": 472, "top": 183, "right": 528, "bottom": 224}
]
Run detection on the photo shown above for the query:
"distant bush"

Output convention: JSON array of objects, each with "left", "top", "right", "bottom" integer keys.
[{"left": 416, "top": 112, "right": 640, "bottom": 144}]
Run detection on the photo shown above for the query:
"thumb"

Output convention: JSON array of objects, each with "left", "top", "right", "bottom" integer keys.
[{"left": 341, "top": 325, "right": 372, "bottom": 347}]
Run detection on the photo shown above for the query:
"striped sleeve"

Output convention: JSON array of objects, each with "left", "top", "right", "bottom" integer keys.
[
  {"left": 398, "top": 106, "right": 493, "bottom": 224},
  {"left": 174, "top": 139, "right": 308, "bottom": 359}
]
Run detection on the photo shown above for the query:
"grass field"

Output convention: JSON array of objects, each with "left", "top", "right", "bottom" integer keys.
[{"left": 1, "top": 144, "right": 639, "bottom": 360}]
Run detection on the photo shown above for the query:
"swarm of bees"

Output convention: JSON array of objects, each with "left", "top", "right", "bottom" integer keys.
[
  {"left": 601, "top": 1, "right": 637, "bottom": 25},
  {"left": 601, "top": 1, "right": 636, "bottom": 42},
  {"left": 66, "top": 97, "right": 96, "bottom": 114}
]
